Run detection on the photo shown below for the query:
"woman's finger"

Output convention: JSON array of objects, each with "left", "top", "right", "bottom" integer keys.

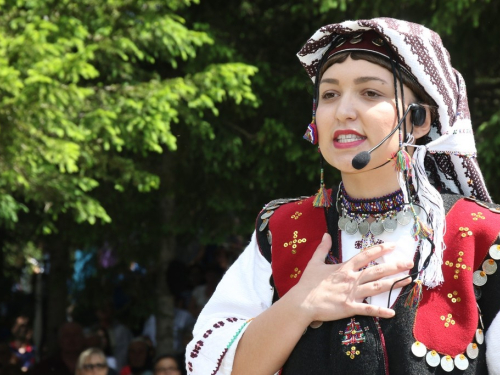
[
  {"left": 352, "top": 302, "right": 396, "bottom": 319},
  {"left": 310, "top": 233, "right": 332, "bottom": 264},
  {"left": 347, "top": 243, "right": 395, "bottom": 270},
  {"left": 355, "top": 275, "right": 413, "bottom": 299},
  {"left": 357, "top": 259, "right": 413, "bottom": 284}
]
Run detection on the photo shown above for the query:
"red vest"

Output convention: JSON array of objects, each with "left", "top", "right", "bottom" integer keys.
[{"left": 265, "top": 194, "right": 500, "bottom": 358}]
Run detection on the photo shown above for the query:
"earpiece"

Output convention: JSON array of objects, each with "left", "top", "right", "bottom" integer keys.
[{"left": 410, "top": 104, "right": 426, "bottom": 127}]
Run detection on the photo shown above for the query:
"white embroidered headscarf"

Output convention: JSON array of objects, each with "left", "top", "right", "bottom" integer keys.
[{"left": 298, "top": 17, "right": 491, "bottom": 287}]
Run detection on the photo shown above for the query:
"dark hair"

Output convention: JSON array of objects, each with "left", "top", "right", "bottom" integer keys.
[
  {"left": 319, "top": 51, "right": 438, "bottom": 123},
  {"left": 154, "top": 354, "right": 180, "bottom": 368}
]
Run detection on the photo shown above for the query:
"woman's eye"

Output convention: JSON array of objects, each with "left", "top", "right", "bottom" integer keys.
[
  {"left": 364, "top": 90, "right": 380, "bottom": 98},
  {"left": 321, "top": 91, "right": 337, "bottom": 99}
]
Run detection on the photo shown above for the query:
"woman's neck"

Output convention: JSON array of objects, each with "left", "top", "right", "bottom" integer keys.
[{"left": 340, "top": 163, "right": 402, "bottom": 199}]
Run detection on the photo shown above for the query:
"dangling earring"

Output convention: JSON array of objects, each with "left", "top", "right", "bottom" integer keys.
[
  {"left": 303, "top": 99, "right": 318, "bottom": 145},
  {"left": 313, "top": 150, "right": 332, "bottom": 208},
  {"left": 393, "top": 121, "right": 412, "bottom": 174}
]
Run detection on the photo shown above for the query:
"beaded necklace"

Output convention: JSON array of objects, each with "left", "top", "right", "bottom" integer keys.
[{"left": 337, "top": 182, "right": 418, "bottom": 238}]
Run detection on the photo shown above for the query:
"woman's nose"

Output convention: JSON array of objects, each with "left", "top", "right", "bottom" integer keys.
[{"left": 335, "top": 94, "right": 357, "bottom": 122}]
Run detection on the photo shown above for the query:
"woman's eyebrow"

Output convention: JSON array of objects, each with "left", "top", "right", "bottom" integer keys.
[
  {"left": 354, "top": 76, "right": 388, "bottom": 84},
  {"left": 320, "top": 76, "right": 388, "bottom": 85},
  {"left": 319, "top": 78, "right": 339, "bottom": 85}
]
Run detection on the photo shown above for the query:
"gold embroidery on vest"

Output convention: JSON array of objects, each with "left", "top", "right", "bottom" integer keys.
[
  {"left": 440, "top": 314, "right": 455, "bottom": 328},
  {"left": 283, "top": 231, "right": 307, "bottom": 254}
]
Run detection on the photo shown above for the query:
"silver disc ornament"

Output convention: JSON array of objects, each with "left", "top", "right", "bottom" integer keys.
[
  {"left": 466, "top": 343, "right": 479, "bottom": 359},
  {"left": 473, "top": 270, "right": 487, "bottom": 287},
  {"left": 370, "top": 221, "right": 384, "bottom": 236},
  {"left": 382, "top": 217, "right": 398, "bottom": 232},
  {"left": 426, "top": 351, "right": 440, "bottom": 367},
  {"left": 338, "top": 216, "right": 349, "bottom": 231},
  {"left": 440, "top": 356, "right": 455, "bottom": 372},
  {"left": 261, "top": 210, "right": 274, "bottom": 220},
  {"left": 454, "top": 354, "right": 469, "bottom": 371},
  {"left": 259, "top": 219, "right": 269, "bottom": 232},
  {"left": 358, "top": 221, "right": 370, "bottom": 236},
  {"left": 482, "top": 259, "right": 498, "bottom": 275},
  {"left": 345, "top": 220, "right": 359, "bottom": 235},
  {"left": 489, "top": 244, "right": 500, "bottom": 260},
  {"left": 397, "top": 210, "right": 413, "bottom": 226},
  {"left": 411, "top": 341, "right": 427, "bottom": 358},
  {"left": 476, "top": 329, "right": 484, "bottom": 345}
]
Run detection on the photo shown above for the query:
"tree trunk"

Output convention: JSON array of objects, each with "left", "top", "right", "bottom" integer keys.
[
  {"left": 156, "top": 151, "right": 176, "bottom": 355},
  {"left": 45, "top": 238, "right": 71, "bottom": 356}
]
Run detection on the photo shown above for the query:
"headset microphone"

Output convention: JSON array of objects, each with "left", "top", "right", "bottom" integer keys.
[{"left": 351, "top": 103, "right": 426, "bottom": 170}]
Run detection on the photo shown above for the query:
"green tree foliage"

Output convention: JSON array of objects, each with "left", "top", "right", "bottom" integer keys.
[
  {"left": 0, "top": 0, "right": 257, "bottom": 233},
  {"left": 0, "top": 0, "right": 258, "bottom": 353}
]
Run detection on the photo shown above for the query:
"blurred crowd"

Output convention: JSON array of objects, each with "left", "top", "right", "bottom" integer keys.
[{"left": 0, "top": 237, "right": 245, "bottom": 375}]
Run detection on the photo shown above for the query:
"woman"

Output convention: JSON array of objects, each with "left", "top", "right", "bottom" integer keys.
[
  {"left": 120, "top": 338, "right": 154, "bottom": 375},
  {"left": 75, "top": 348, "right": 108, "bottom": 375},
  {"left": 153, "top": 355, "right": 182, "bottom": 375},
  {"left": 186, "top": 18, "right": 500, "bottom": 374}
]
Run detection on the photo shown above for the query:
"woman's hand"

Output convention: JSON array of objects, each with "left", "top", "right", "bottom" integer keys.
[{"left": 287, "top": 233, "right": 413, "bottom": 323}]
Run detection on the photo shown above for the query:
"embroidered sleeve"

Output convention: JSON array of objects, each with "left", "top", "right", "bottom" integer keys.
[{"left": 185, "top": 233, "right": 273, "bottom": 374}]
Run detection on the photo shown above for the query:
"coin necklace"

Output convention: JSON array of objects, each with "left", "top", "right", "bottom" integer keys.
[{"left": 336, "top": 183, "right": 419, "bottom": 247}]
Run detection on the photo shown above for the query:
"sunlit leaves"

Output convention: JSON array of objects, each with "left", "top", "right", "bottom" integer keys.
[{"left": 0, "top": 0, "right": 257, "bottom": 230}]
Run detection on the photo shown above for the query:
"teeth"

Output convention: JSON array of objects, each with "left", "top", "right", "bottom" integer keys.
[{"left": 337, "top": 134, "right": 365, "bottom": 143}]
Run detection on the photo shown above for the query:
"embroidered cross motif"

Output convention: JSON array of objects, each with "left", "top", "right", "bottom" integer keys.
[
  {"left": 471, "top": 212, "right": 485, "bottom": 221},
  {"left": 440, "top": 314, "right": 455, "bottom": 328},
  {"left": 346, "top": 346, "right": 360, "bottom": 360},
  {"left": 445, "top": 251, "right": 472, "bottom": 280},
  {"left": 290, "top": 267, "right": 302, "bottom": 278},
  {"left": 283, "top": 231, "right": 307, "bottom": 254},
  {"left": 459, "top": 226, "right": 473, "bottom": 238},
  {"left": 291, "top": 211, "right": 302, "bottom": 220},
  {"left": 447, "top": 290, "right": 461, "bottom": 303}
]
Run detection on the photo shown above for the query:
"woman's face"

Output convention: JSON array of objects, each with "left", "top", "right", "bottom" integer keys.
[
  {"left": 316, "top": 56, "right": 418, "bottom": 174},
  {"left": 80, "top": 354, "right": 107, "bottom": 375},
  {"left": 154, "top": 357, "right": 181, "bottom": 375}
]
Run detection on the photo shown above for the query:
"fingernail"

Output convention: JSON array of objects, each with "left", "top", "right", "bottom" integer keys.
[
  {"left": 406, "top": 261, "right": 414, "bottom": 268},
  {"left": 322, "top": 233, "right": 329, "bottom": 241}
]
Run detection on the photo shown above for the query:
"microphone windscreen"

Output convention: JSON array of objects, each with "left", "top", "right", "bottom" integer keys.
[{"left": 352, "top": 151, "right": 371, "bottom": 170}]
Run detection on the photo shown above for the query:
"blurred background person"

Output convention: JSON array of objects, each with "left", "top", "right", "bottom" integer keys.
[
  {"left": 75, "top": 347, "right": 114, "bottom": 375},
  {"left": 31, "top": 321, "right": 85, "bottom": 375},
  {"left": 0, "top": 341, "right": 23, "bottom": 375},
  {"left": 84, "top": 327, "right": 118, "bottom": 371},
  {"left": 94, "top": 302, "right": 133, "bottom": 371},
  {"left": 8, "top": 316, "right": 35, "bottom": 372},
  {"left": 152, "top": 354, "right": 181, "bottom": 375},
  {"left": 188, "top": 266, "right": 223, "bottom": 318},
  {"left": 119, "top": 338, "right": 153, "bottom": 375}
]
